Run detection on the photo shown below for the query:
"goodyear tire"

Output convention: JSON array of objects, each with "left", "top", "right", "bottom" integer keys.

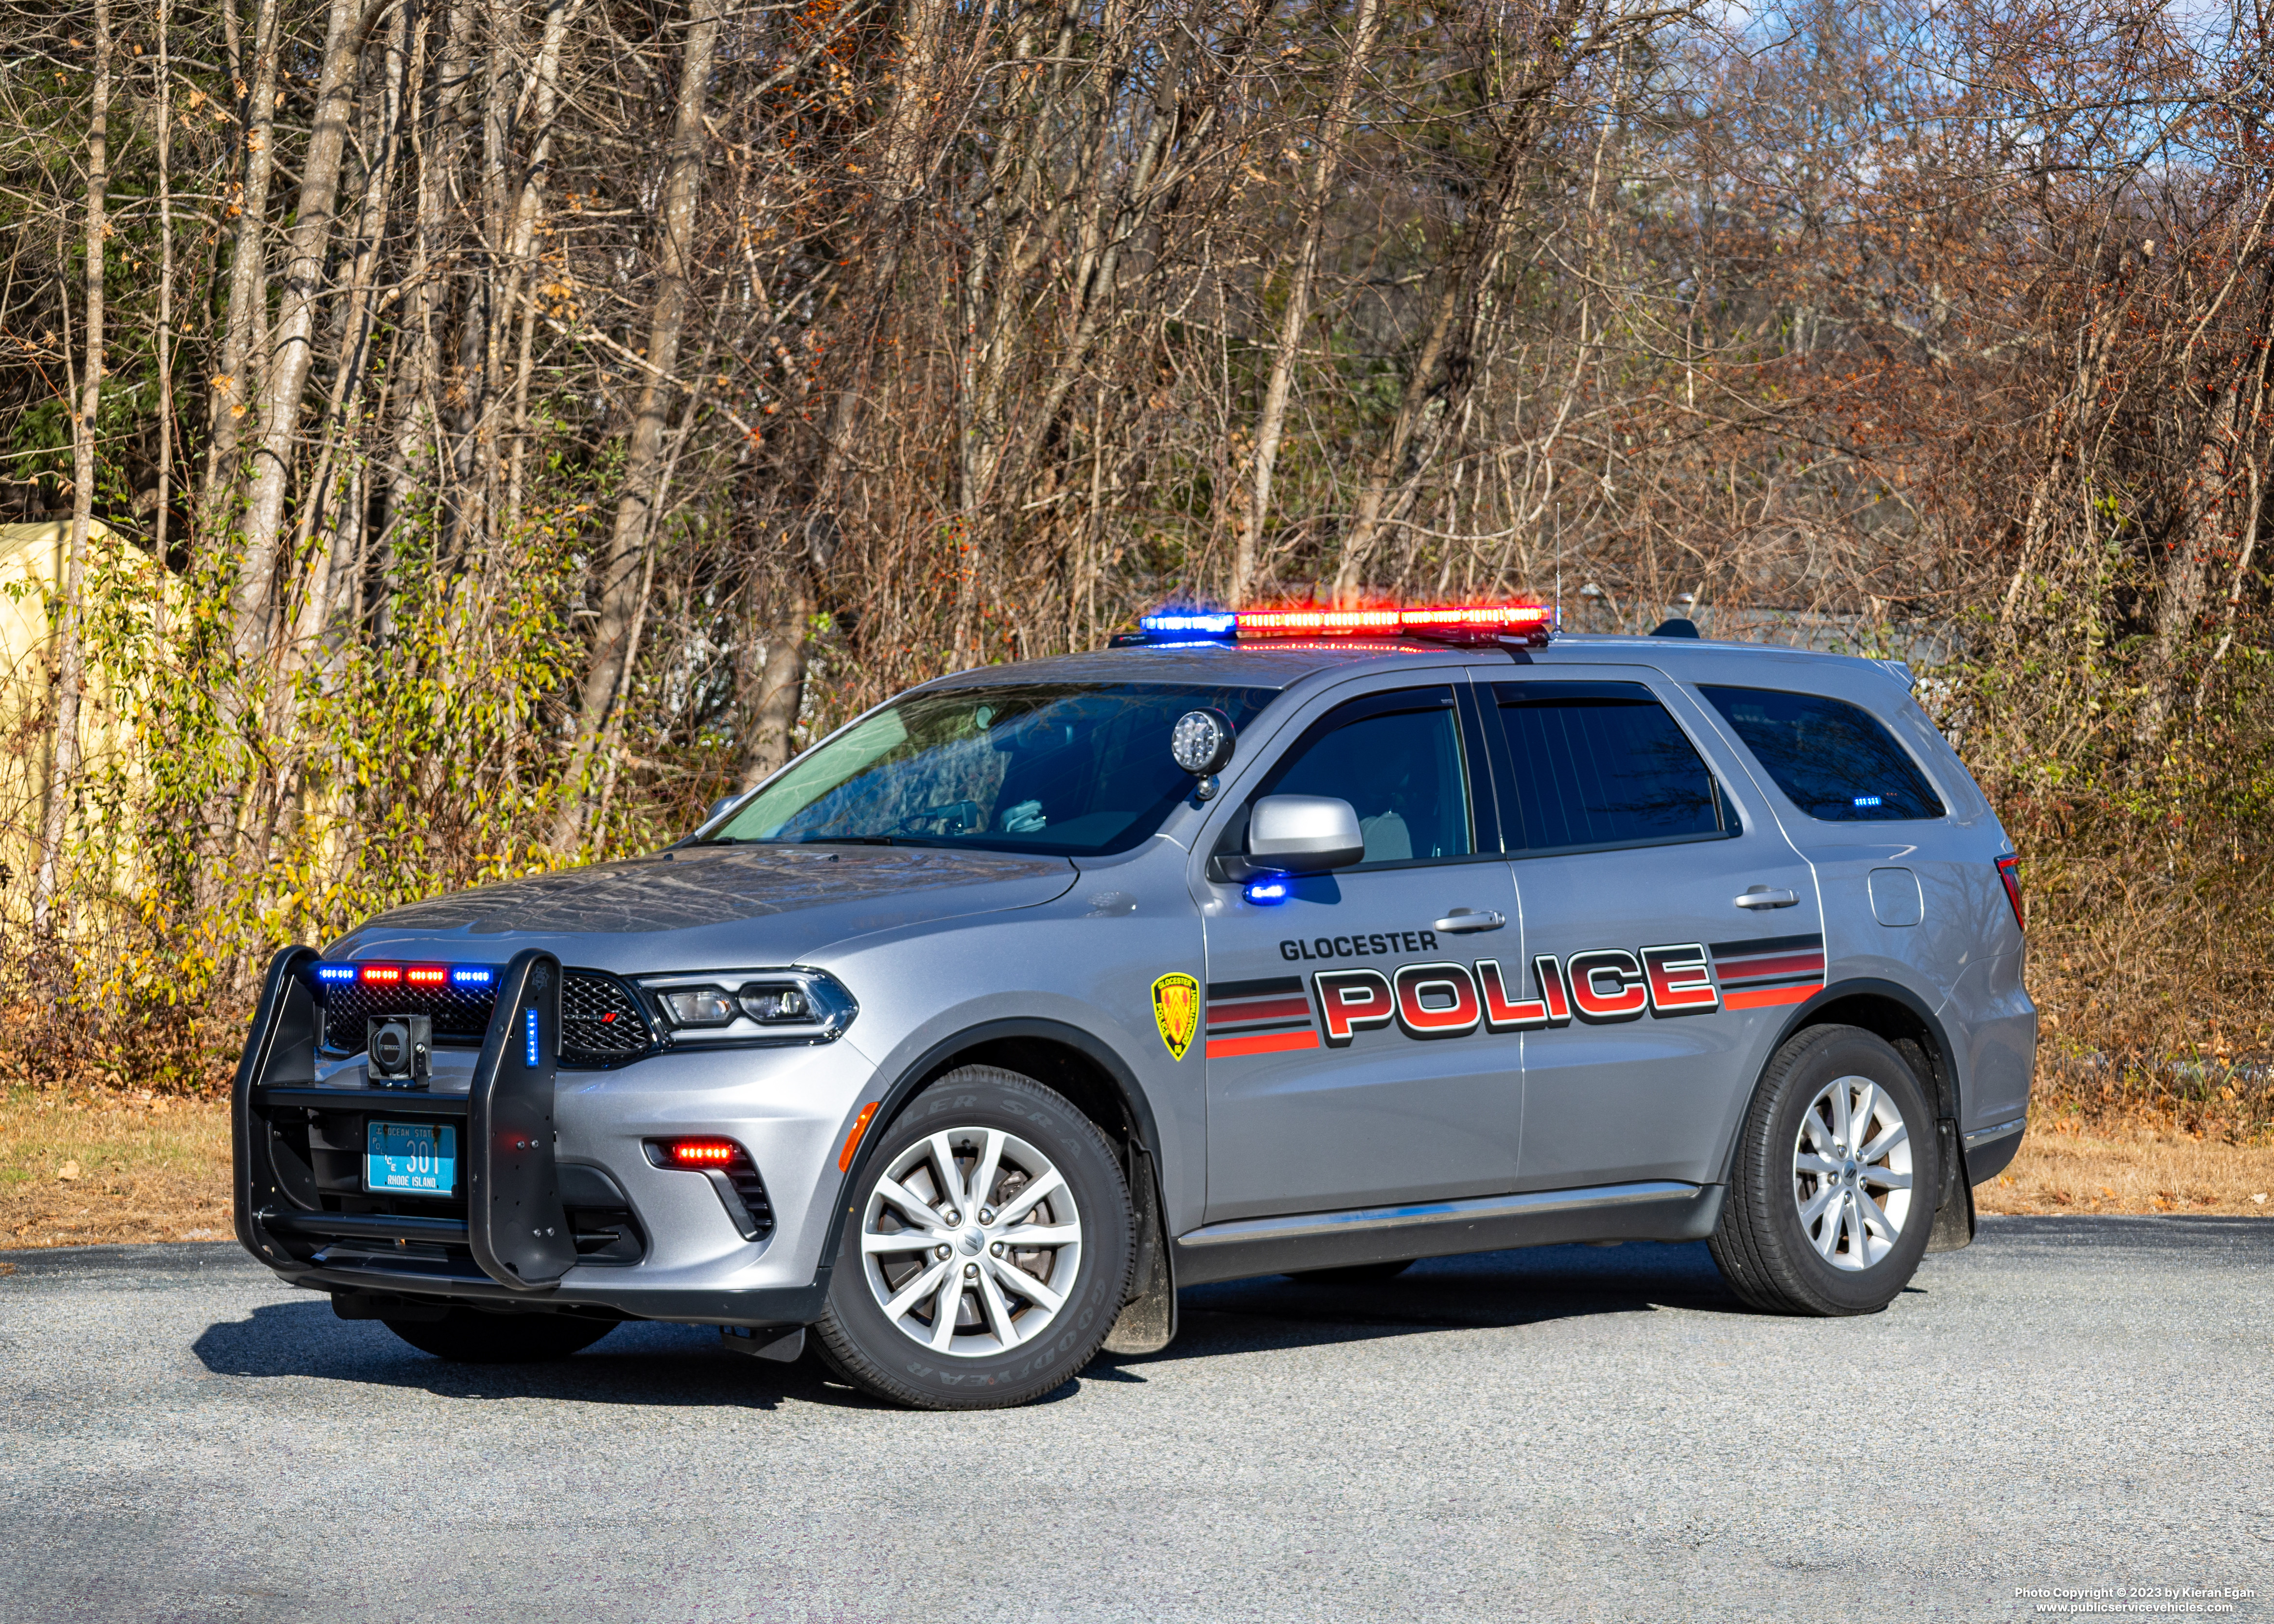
[
  {"left": 1709, "top": 1024, "right": 1940, "bottom": 1316},
  {"left": 812, "top": 1066, "right": 1135, "bottom": 1410},
  {"left": 381, "top": 1308, "right": 617, "bottom": 1362}
]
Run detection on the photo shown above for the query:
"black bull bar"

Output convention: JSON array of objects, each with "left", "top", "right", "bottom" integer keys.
[{"left": 233, "top": 945, "right": 581, "bottom": 1292}]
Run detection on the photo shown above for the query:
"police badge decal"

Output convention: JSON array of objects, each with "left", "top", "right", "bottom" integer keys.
[{"left": 1151, "top": 972, "right": 1201, "bottom": 1061}]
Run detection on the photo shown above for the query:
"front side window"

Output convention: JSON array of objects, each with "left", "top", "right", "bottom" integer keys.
[
  {"left": 710, "top": 681, "right": 1277, "bottom": 856},
  {"left": 1698, "top": 685, "right": 1945, "bottom": 822},
  {"left": 1259, "top": 689, "right": 1474, "bottom": 864},
  {"left": 1490, "top": 681, "right": 1733, "bottom": 854}
]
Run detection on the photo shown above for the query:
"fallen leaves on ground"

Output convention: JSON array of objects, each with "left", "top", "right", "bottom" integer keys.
[{"left": 1976, "top": 1118, "right": 2274, "bottom": 1216}]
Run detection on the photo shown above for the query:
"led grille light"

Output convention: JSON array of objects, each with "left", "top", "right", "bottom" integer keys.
[
  {"left": 315, "top": 964, "right": 357, "bottom": 983},
  {"left": 360, "top": 964, "right": 402, "bottom": 984},
  {"left": 451, "top": 967, "right": 494, "bottom": 985},
  {"left": 406, "top": 965, "right": 447, "bottom": 985},
  {"left": 1135, "top": 600, "right": 1552, "bottom": 645},
  {"left": 667, "top": 1139, "right": 738, "bottom": 1167}
]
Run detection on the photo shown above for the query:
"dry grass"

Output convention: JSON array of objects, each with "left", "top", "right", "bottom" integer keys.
[
  {"left": 1974, "top": 1116, "right": 2274, "bottom": 1217},
  {"left": 2, "top": 1088, "right": 2271, "bottom": 1249},
  {"left": 0, "top": 1089, "right": 232, "bottom": 1248}
]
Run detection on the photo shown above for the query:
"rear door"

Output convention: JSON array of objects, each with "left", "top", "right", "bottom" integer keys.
[
  {"left": 1199, "top": 678, "right": 1523, "bottom": 1222},
  {"left": 1479, "top": 668, "right": 1824, "bottom": 1191}
]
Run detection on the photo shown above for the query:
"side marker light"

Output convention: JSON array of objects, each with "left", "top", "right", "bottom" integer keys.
[{"left": 838, "top": 1102, "right": 880, "bottom": 1172}]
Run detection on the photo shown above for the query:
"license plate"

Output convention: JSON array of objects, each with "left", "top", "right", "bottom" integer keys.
[{"left": 367, "top": 1121, "right": 457, "bottom": 1197}]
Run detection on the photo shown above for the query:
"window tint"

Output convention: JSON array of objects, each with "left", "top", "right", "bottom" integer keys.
[
  {"left": 1490, "top": 681, "right": 1731, "bottom": 853},
  {"left": 1264, "top": 693, "right": 1473, "bottom": 864},
  {"left": 1698, "top": 685, "right": 1945, "bottom": 822}
]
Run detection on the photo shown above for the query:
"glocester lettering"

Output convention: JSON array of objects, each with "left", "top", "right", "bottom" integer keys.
[{"left": 1280, "top": 930, "right": 1439, "bottom": 961}]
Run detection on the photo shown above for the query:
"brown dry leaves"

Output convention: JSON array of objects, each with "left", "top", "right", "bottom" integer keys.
[
  {"left": 1975, "top": 1117, "right": 2274, "bottom": 1218},
  {"left": 0, "top": 1091, "right": 232, "bottom": 1248}
]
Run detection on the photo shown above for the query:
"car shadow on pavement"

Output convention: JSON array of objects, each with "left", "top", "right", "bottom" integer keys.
[
  {"left": 189, "top": 1298, "right": 908, "bottom": 1411},
  {"left": 1100, "top": 1240, "right": 1751, "bottom": 1378},
  {"left": 187, "top": 1240, "right": 1759, "bottom": 1405}
]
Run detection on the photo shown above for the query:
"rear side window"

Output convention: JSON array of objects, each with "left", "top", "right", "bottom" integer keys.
[
  {"left": 1489, "top": 681, "right": 1733, "bottom": 854},
  {"left": 1698, "top": 685, "right": 1945, "bottom": 822}
]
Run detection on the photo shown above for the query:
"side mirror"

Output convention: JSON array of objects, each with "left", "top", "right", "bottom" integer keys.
[{"left": 1247, "top": 794, "right": 1365, "bottom": 873}]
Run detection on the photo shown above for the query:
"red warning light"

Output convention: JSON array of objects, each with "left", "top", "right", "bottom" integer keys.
[{"left": 667, "top": 1139, "right": 738, "bottom": 1167}]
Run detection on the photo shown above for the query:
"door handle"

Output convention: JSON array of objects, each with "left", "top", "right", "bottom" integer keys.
[
  {"left": 1433, "top": 908, "right": 1506, "bottom": 933},
  {"left": 1733, "top": 886, "right": 1798, "bottom": 910}
]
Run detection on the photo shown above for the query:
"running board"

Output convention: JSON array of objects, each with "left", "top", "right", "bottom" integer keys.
[{"left": 1172, "top": 1181, "right": 1723, "bottom": 1286}]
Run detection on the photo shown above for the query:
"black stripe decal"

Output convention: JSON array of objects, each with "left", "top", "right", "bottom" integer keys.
[
  {"left": 1707, "top": 933, "right": 1825, "bottom": 958},
  {"left": 1206, "top": 976, "right": 1307, "bottom": 999}
]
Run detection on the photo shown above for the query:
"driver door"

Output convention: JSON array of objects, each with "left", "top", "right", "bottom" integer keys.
[{"left": 1199, "top": 680, "right": 1522, "bottom": 1222}]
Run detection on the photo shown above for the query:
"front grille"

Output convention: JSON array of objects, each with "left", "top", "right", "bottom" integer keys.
[
  {"left": 317, "top": 975, "right": 495, "bottom": 1052},
  {"left": 561, "top": 971, "right": 655, "bottom": 1066},
  {"left": 313, "top": 965, "right": 658, "bottom": 1069}
]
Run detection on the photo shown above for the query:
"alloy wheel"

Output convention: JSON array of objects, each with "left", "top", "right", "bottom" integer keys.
[
  {"left": 1791, "top": 1073, "right": 1914, "bottom": 1271},
  {"left": 859, "top": 1127, "right": 1084, "bottom": 1357}
]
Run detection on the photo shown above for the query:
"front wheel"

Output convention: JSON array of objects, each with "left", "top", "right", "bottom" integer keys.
[
  {"left": 1708, "top": 1024, "right": 1939, "bottom": 1316},
  {"left": 812, "top": 1066, "right": 1135, "bottom": 1410}
]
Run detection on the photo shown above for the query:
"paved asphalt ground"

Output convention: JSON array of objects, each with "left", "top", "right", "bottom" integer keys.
[{"left": 1, "top": 1219, "right": 2269, "bottom": 1623}]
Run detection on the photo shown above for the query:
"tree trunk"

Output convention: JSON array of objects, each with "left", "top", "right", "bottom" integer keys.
[
  {"left": 33, "top": 0, "right": 108, "bottom": 937},
  {"left": 551, "top": 0, "right": 724, "bottom": 850},
  {"left": 1240, "top": 0, "right": 1380, "bottom": 606},
  {"left": 738, "top": 561, "right": 815, "bottom": 788},
  {"left": 232, "top": 0, "right": 379, "bottom": 665},
  {"left": 155, "top": 0, "right": 175, "bottom": 584},
  {"left": 199, "top": 0, "right": 282, "bottom": 541}
]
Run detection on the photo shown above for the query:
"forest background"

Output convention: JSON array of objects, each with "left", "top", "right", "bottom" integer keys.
[{"left": 0, "top": 0, "right": 2269, "bottom": 1136}]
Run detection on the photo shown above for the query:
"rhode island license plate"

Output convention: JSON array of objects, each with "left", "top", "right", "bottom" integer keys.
[{"left": 367, "top": 1121, "right": 457, "bottom": 1197}]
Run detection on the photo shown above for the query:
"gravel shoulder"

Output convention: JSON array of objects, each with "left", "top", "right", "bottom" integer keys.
[{"left": 3, "top": 1218, "right": 2270, "bottom": 1623}]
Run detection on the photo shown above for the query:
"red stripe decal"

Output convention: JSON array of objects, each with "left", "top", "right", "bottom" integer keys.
[
  {"left": 1722, "top": 982, "right": 1822, "bottom": 1011},
  {"left": 1205, "top": 1030, "right": 1322, "bottom": 1059}
]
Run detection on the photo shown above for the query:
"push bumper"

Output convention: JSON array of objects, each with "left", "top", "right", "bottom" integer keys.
[{"left": 233, "top": 945, "right": 833, "bottom": 1328}]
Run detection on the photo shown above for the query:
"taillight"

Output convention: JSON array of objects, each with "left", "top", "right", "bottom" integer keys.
[{"left": 1995, "top": 855, "right": 2024, "bottom": 931}]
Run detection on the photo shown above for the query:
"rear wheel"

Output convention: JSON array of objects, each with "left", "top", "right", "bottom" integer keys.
[
  {"left": 381, "top": 1309, "right": 617, "bottom": 1363},
  {"left": 1709, "top": 1023, "right": 1939, "bottom": 1316},
  {"left": 812, "top": 1066, "right": 1134, "bottom": 1410}
]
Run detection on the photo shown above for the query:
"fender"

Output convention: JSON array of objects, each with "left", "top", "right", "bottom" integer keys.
[
  {"left": 1720, "top": 975, "right": 1975, "bottom": 1242},
  {"left": 820, "top": 1017, "right": 1174, "bottom": 1331}
]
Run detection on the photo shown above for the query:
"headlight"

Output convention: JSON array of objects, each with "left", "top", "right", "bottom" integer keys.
[
  {"left": 635, "top": 968, "right": 858, "bottom": 1045},
  {"left": 659, "top": 986, "right": 739, "bottom": 1027}
]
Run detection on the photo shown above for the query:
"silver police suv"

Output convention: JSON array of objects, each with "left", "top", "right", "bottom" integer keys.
[{"left": 231, "top": 604, "right": 2036, "bottom": 1409}]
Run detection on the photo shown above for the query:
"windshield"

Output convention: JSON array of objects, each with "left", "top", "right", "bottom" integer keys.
[{"left": 709, "top": 682, "right": 1278, "bottom": 856}]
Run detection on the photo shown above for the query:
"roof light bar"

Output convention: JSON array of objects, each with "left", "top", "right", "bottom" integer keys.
[{"left": 1133, "top": 601, "right": 1552, "bottom": 646}]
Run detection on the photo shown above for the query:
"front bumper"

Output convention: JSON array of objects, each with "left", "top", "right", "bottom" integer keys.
[{"left": 233, "top": 946, "right": 865, "bottom": 1327}]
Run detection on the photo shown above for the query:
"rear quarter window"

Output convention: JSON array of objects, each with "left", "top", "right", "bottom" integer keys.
[{"left": 1698, "top": 685, "right": 1946, "bottom": 822}]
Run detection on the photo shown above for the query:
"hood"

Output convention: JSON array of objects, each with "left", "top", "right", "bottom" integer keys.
[{"left": 329, "top": 844, "right": 1080, "bottom": 974}]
